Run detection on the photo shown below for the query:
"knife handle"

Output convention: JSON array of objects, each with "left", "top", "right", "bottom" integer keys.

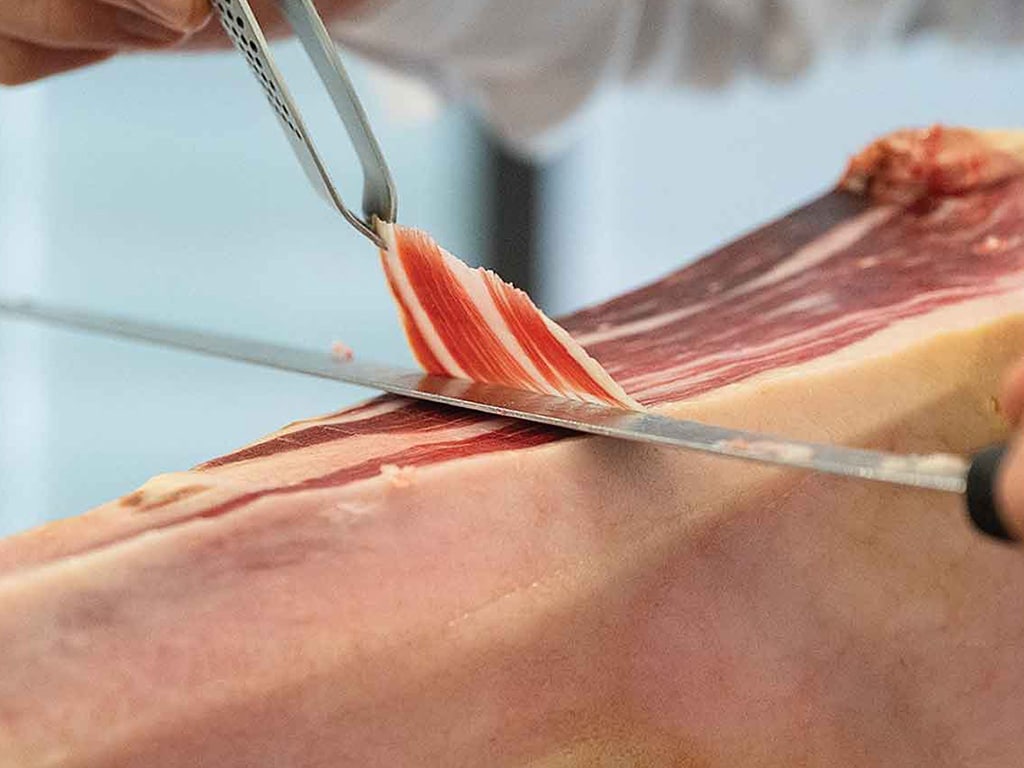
[{"left": 966, "top": 444, "right": 1017, "bottom": 542}]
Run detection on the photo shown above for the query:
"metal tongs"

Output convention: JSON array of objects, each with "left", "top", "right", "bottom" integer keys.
[{"left": 211, "top": 0, "right": 397, "bottom": 247}]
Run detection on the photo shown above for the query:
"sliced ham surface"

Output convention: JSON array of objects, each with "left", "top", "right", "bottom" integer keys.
[{"left": 2, "top": 127, "right": 1024, "bottom": 767}]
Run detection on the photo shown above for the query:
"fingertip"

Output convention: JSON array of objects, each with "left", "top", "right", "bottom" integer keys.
[
  {"left": 182, "top": 0, "right": 214, "bottom": 33},
  {"left": 115, "top": 10, "right": 189, "bottom": 45},
  {"left": 136, "top": 0, "right": 213, "bottom": 33}
]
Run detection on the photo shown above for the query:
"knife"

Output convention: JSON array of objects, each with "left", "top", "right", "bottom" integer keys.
[{"left": 0, "top": 297, "right": 1013, "bottom": 542}]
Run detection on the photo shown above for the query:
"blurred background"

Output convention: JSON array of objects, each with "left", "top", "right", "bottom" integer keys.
[{"left": 0, "top": 28, "right": 1022, "bottom": 535}]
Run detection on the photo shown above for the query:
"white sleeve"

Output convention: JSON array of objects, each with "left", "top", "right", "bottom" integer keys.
[{"left": 331, "top": 0, "right": 1024, "bottom": 153}]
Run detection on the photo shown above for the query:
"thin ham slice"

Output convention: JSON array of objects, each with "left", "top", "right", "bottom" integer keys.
[
  {"left": 2, "top": 127, "right": 1024, "bottom": 767},
  {"left": 377, "top": 221, "right": 640, "bottom": 408}
]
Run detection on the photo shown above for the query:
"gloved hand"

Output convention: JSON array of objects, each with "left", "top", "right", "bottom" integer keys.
[{"left": 0, "top": 0, "right": 212, "bottom": 84}]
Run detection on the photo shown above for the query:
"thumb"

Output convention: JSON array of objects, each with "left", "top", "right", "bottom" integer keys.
[
  {"left": 997, "top": 436, "right": 1024, "bottom": 541},
  {"left": 999, "top": 355, "right": 1024, "bottom": 428},
  {"left": 991, "top": 357, "right": 1024, "bottom": 539}
]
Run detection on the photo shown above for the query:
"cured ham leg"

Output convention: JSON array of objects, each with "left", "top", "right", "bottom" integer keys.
[{"left": 2, "top": 127, "right": 1024, "bottom": 767}]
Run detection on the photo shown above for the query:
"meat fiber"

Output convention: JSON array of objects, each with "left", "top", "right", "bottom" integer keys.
[{"left": 2, "top": 127, "right": 1024, "bottom": 767}]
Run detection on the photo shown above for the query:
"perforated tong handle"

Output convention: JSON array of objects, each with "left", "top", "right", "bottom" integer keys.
[{"left": 211, "top": 0, "right": 397, "bottom": 247}]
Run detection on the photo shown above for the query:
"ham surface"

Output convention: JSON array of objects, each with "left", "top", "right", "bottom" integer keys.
[{"left": 3, "top": 127, "right": 1024, "bottom": 767}]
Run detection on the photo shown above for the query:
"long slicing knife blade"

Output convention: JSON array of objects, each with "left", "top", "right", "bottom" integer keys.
[{"left": 0, "top": 297, "right": 969, "bottom": 494}]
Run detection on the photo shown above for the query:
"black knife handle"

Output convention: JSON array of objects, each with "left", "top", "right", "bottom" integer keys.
[{"left": 966, "top": 444, "right": 1017, "bottom": 542}]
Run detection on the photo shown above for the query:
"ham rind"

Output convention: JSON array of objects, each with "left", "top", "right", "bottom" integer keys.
[
  {"left": 377, "top": 221, "right": 640, "bottom": 408},
  {"left": 3, "top": 128, "right": 1024, "bottom": 766}
]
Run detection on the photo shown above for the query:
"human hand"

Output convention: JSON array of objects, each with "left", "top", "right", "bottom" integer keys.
[
  {"left": 995, "top": 356, "right": 1024, "bottom": 539},
  {"left": 0, "top": 0, "right": 212, "bottom": 85}
]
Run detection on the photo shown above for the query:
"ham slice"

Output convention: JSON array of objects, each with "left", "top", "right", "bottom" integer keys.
[
  {"left": 376, "top": 221, "right": 639, "bottom": 408},
  {"left": 3, "top": 127, "right": 1024, "bottom": 767}
]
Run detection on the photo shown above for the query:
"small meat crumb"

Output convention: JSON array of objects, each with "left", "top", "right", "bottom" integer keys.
[
  {"left": 120, "top": 490, "right": 146, "bottom": 508},
  {"left": 380, "top": 463, "right": 417, "bottom": 488},
  {"left": 331, "top": 341, "right": 354, "bottom": 361}
]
